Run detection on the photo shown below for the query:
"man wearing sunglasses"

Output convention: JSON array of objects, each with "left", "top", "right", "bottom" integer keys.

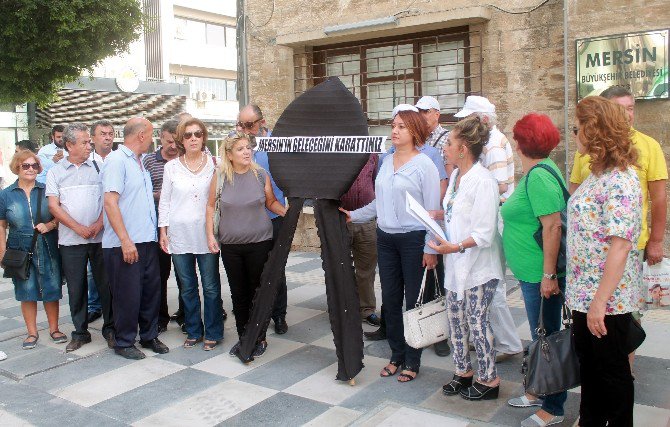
[{"left": 235, "top": 104, "right": 289, "bottom": 334}]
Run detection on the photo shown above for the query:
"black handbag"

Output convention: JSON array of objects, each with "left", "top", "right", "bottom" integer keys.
[
  {"left": 522, "top": 297, "right": 581, "bottom": 397},
  {"left": 626, "top": 316, "right": 646, "bottom": 354},
  {"left": 524, "top": 164, "right": 569, "bottom": 274},
  {"left": 2, "top": 188, "right": 42, "bottom": 281}
]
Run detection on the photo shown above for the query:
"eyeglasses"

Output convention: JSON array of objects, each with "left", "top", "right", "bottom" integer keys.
[
  {"left": 236, "top": 118, "right": 263, "bottom": 129},
  {"left": 572, "top": 126, "right": 579, "bottom": 136},
  {"left": 183, "top": 131, "right": 204, "bottom": 140},
  {"left": 21, "top": 163, "right": 39, "bottom": 171}
]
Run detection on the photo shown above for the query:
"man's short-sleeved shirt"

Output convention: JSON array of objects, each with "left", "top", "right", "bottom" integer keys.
[
  {"left": 46, "top": 159, "right": 103, "bottom": 246},
  {"left": 37, "top": 142, "right": 68, "bottom": 183},
  {"left": 569, "top": 128, "right": 668, "bottom": 249},
  {"left": 481, "top": 126, "right": 515, "bottom": 199},
  {"left": 101, "top": 144, "right": 157, "bottom": 248}
]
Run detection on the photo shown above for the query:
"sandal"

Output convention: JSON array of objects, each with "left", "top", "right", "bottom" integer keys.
[
  {"left": 460, "top": 380, "right": 500, "bottom": 400},
  {"left": 50, "top": 330, "right": 67, "bottom": 344},
  {"left": 443, "top": 374, "right": 473, "bottom": 396},
  {"left": 183, "top": 337, "right": 203, "bottom": 348},
  {"left": 398, "top": 365, "right": 419, "bottom": 383},
  {"left": 23, "top": 334, "right": 39, "bottom": 350},
  {"left": 380, "top": 360, "right": 403, "bottom": 377},
  {"left": 203, "top": 340, "right": 220, "bottom": 351}
]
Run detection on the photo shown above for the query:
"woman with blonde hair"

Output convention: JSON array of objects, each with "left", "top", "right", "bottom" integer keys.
[
  {"left": 0, "top": 151, "right": 63, "bottom": 350},
  {"left": 159, "top": 118, "right": 223, "bottom": 350},
  {"left": 567, "top": 96, "right": 641, "bottom": 426},
  {"left": 206, "top": 132, "right": 286, "bottom": 358}
]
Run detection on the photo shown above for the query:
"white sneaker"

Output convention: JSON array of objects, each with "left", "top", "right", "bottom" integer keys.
[
  {"left": 0, "top": 351, "right": 6, "bottom": 361},
  {"left": 508, "top": 394, "right": 543, "bottom": 407},
  {"left": 520, "top": 414, "right": 564, "bottom": 427}
]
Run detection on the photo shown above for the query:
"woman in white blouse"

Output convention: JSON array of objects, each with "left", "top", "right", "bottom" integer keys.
[
  {"left": 428, "top": 115, "right": 505, "bottom": 401},
  {"left": 158, "top": 118, "right": 223, "bottom": 351}
]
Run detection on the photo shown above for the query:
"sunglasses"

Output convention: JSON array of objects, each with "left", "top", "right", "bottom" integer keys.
[
  {"left": 183, "top": 131, "right": 204, "bottom": 140},
  {"left": 21, "top": 163, "right": 39, "bottom": 171},
  {"left": 572, "top": 126, "right": 579, "bottom": 136},
  {"left": 236, "top": 118, "right": 263, "bottom": 129}
]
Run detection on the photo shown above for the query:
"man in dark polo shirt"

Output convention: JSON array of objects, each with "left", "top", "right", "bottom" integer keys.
[
  {"left": 341, "top": 154, "right": 380, "bottom": 327},
  {"left": 143, "top": 120, "right": 182, "bottom": 332}
]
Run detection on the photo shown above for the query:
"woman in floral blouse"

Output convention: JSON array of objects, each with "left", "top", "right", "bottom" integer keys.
[{"left": 567, "top": 96, "right": 642, "bottom": 426}]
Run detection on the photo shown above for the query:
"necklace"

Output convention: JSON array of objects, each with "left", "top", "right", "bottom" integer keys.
[{"left": 184, "top": 153, "right": 204, "bottom": 173}]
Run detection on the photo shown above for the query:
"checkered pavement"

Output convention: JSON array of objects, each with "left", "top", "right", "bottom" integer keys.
[{"left": 0, "top": 252, "right": 669, "bottom": 426}]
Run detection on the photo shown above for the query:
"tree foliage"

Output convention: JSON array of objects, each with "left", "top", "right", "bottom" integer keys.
[{"left": 0, "top": 0, "right": 144, "bottom": 106}]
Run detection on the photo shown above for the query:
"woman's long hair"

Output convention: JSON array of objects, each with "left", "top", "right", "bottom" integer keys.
[
  {"left": 576, "top": 96, "right": 638, "bottom": 175},
  {"left": 217, "top": 132, "right": 260, "bottom": 184},
  {"left": 395, "top": 110, "right": 430, "bottom": 147}
]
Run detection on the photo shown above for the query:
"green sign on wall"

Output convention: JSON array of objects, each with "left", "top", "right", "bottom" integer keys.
[{"left": 576, "top": 29, "right": 668, "bottom": 100}]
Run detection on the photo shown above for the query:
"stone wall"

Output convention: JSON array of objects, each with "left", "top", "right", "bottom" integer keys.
[{"left": 245, "top": 0, "right": 670, "bottom": 251}]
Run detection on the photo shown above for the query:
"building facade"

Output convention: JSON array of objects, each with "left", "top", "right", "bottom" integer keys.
[{"left": 243, "top": 0, "right": 669, "bottom": 250}]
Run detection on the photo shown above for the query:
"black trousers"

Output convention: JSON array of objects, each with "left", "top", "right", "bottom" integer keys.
[
  {"left": 158, "top": 247, "right": 184, "bottom": 326},
  {"left": 271, "top": 216, "right": 287, "bottom": 321},
  {"left": 60, "top": 243, "right": 114, "bottom": 340},
  {"left": 103, "top": 242, "right": 161, "bottom": 348},
  {"left": 220, "top": 240, "right": 273, "bottom": 342},
  {"left": 572, "top": 311, "right": 634, "bottom": 427}
]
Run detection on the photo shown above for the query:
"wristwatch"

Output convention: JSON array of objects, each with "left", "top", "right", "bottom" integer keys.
[
  {"left": 543, "top": 273, "right": 558, "bottom": 280},
  {"left": 458, "top": 242, "right": 466, "bottom": 253}
]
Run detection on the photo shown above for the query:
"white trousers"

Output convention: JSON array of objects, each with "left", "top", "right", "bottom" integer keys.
[{"left": 489, "top": 279, "right": 523, "bottom": 354}]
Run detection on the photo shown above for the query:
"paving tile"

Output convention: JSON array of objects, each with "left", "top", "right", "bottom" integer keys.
[
  {"left": 287, "top": 283, "right": 327, "bottom": 306},
  {"left": 222, "top": 392, "right": 331, "bottom": 426},
  {"left": 360, "top": 404, "right": 470, "bottom": 427},
  {"left": 295, "top": 293, "right": 329, "bottom": 311},
  {"left": 0, "top": 339, "right": 78, "bottom": 379},
  {"left": 302, "top": 406, "right": 362, "bottom": 427},
  {"left": 92, "top": 368, "right": 224, "bottom": 423},
  {"left": 633, "top": 403, "right": 670, "bottom": 426},
  {"left": 283, "top": 355, "right": 387, "bottom": 405},
  {"left": 192, "top": 336, "right": 304, "bottom": 378},
  {"left": 286, "top": 258, "right": 324, "bottom": 273},
  {"left": 632, "top": 355, "right": 670, "bottom": 409},
  {"left": 53, "top": 357, "right": 185, "bottom": 407},
  {"left": 279, "top": 311, "right": 334, "bottom": 344},
  {"left": 636, "top": 321, "right": 670, "bottom": 359},
  {"left": 0, "top": 409, "right": 33, "bottom": 426},
  {"left": 133, "top": 379, "right": 277, "bottom": 426},
  {"left": 281, "top": 305, "right": 325, "bottom": 332},
  {"left": 156, "top": 341, "right": 227, "bottom": 366},
  {"left": 0, "top": 317, "right": 24, "bottom": 334},
  {"left": 237, "top": 344, "right": 338, "bottom": 390}
]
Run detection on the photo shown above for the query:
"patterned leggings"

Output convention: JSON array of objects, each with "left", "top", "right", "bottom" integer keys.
[{"left": 447, "top": 279, "right": 498, "bottom": 382}]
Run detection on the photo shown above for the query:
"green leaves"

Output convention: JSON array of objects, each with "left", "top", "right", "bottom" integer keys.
[{"left": 0, "top": 0, "right": 144, "bottom": 106}]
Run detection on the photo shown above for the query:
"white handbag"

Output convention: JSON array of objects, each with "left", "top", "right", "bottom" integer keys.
[{"left": 403, "top": 268, "right": 449, "bottom": 349}]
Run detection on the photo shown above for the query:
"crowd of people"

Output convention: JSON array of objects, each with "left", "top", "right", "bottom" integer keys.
[{"left": 0, "top": 85, "right": 666, "bottom": 427}]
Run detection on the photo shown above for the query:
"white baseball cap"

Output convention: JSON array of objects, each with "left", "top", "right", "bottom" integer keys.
[
  {"left": 454, "top": 95, "right": 496, "bottom": 118},
  {"left": 415, "top": 96, "right": 440, "bottom": 111},
  {"left": 391, "top": 104, "right": 419, "bottom": 118}
]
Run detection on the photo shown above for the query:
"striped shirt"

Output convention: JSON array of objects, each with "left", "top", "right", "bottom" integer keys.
[
  {"left": 480, "top": 126, "right": 515, "bottom": 199},
  {"left": 143, "top": 148, "right": 169, "bottom": 209}
]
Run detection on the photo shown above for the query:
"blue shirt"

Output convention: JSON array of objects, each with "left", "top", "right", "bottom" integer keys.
[
  {"left": 379, "top": 144, "right": 448, "bottom": 180},
  {"left": 37, "top": 143, "right": 68, "bottom": 183},
  {"left": 101, "top": 145, "right": 157, "bottom": 248},
  {"left": 253, "top": 150, "right": 285, "bottom": 219},
  {"left": 351, "top": 152, "right": 440, "bottom": 253}
]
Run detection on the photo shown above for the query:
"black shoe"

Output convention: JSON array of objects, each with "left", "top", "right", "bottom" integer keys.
[
  {"left": 434, "top": 340, "right": 451, "bottom": 357},
  {"left": 223, "top": 309, "right": 228, "bottom": 322},
  {"left": 115, "top": 345, "right": 146, "bottom": 360},
  {"left": 103, "top": 332, "right": 116, "bottom": 349},
  {"left": 87, "top": 311, "right": 102, "bottom": 323},
  {"left": 139, "top": 338, "right": 169, "bottom": 354},
  {"left": 157, "top": 324, "right": 168, "bottom": 335},
  {"left": 170, "top": 310, "right": 184, "bottom": 321},
  {"left": 364, "top": 327, "right": 386, "bottom": 341},
  {"left": 443, "top": 374, "right": 473, "bottom": 396},
  {"left": 364, "top": 313, "right": 381, "bottom": 327},
  {"left": 252, "top": 340, "right": 268, "bottom": 357},
  {"left": 181, "top": 323, "right": 187, "bottom": 334},
  {"left": 460, "top": 381, "right": 500, "bottom": 401},
  {"left": 274, "top": 317, "right": 288, "bottom": 335},
  {"left": 65, "top": 337, "right": 91, "bottom": 353}
]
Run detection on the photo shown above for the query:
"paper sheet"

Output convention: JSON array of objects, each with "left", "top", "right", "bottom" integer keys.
[{"left": 405, "top": 191, "right": 446, "bottom": 241}]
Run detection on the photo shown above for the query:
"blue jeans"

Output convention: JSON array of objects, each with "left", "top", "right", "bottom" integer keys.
[
  {"left": 519, "top": 278, "right": 568, "bottom": 417},
  {"left": 377, "top": 228, "right": 426, "bottom": 368},
  {"left": 87, "top": 262, "right": 102, "bottom": 313},
  {"left": 172, "top": 253, "right": 223, "bottom": 341}
]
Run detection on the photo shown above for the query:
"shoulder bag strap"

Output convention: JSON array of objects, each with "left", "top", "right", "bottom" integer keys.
[
  {"left": 415, "top": 267, "right": 429, "bottom": 307},
  {"left": 526, "top": 164, "right": 570, "bottom": 202},
  {"left": 29, "top": 188, "right": 43, "bottom": 253},
  {"left": 431, "top": 129, "right": 449, "bottom": 148},
  {"left": 92, "top": 159, "right": 100, "bottom": 173}
]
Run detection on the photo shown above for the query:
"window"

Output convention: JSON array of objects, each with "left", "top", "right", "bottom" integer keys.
[
  {"left": 171, "top": 75, "right": 238, "bottom": 102},
  {"left": 296, "top": 27, "right": 481, "bottom": 131},
  {"left": 174, "top": 17, "right": 235, "bottom": 47}
]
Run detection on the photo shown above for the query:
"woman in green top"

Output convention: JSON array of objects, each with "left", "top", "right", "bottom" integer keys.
[{"left": 500, "top": 113, "right": 567, "bottom": 427}]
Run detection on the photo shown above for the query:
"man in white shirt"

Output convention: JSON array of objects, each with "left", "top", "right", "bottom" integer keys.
[
  {"left": 37, "top": 125, "right": 66, "bottom": 183},
  {"left": 454, "top": 96, "right": 523, "bottom": 360},
  {"left": 86, "top": 120, "right": 116, "bottom": 323},
  {"left": 46, "top": 123, "right": 114, "bottom": 352}
]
